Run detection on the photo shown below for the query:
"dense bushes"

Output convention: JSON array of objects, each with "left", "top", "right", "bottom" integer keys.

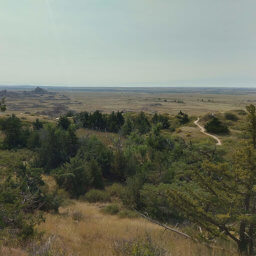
[
  {"left": 0, "top": 165, "right": 62, "bottom": 240},
  {"left": 84, "top": 189, "right": 110, "bottom": 203},
  {"left": 205, "top": 117, "right": 229, "bottom": 134},
  {"left": 176, "top": 111, "right": 189, "bottom": 124},
  {"left": 55, "top": 157, "right": 104, "bottom": 198},
  {"left": 33, "top": 118, "right": 43, "bottom": 130},
  {"left": 74, "top": 110, "right": 172, "bottom": 136},
  {"left": 76, "top": 136, "right": 113, "bottom": 178},
  {"left": 0, "top": 115, "right": 30, "bottom": 148},
  {"left": 74, "top": 110, "right": 124, "bottom": 132},
  {"left": 36, "top": 125, "right": 78, "bottom": 170},
  {"left": 57, "top": 116, "right": 71, "bottom": 130},
  {"left": 152, "top": 113, "right": 170, "bottom": 129}
]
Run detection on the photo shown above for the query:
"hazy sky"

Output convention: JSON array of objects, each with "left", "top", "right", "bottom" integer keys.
[{"left": 0, "top": 0, "right": 256, "bottom": 87}]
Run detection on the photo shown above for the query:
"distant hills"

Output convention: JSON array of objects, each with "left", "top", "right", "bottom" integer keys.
[
  {"left": 33, "top": 86, "right": 48, "bottom": 94},
  {"left": 0, "top": 87, "right": 52, "bottom": 98}
]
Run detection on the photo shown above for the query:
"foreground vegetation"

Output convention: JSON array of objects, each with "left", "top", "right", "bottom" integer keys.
[{"left": 1, "top": 98, "right": 256, "bottom": 255}]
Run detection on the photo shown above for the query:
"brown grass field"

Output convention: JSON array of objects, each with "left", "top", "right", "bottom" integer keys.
[
  {"left": 2, "top": 87, "right": 256, "bottom": 119},
  {"left": 36, "top": 201, "right": 238, "bottom": 256},
  {"left": 1, "top": 201, "right": 238, "bottom": 256}
]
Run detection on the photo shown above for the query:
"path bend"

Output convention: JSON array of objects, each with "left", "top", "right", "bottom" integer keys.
[{"left": 194, "top": 117, "right": 222, "bottom": 146}]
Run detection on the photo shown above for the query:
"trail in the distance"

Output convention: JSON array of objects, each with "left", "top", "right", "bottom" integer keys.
[{"left": 194, "top": 117, "right": 222, "bottom": 146}]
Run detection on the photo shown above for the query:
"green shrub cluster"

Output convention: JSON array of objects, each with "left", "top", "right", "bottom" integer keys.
[
  {"left": 205, "top": 117, "right": 229, "bottom": 134},
  {"left": 84, "top": 189, "right": 111, "bottom": 203}
]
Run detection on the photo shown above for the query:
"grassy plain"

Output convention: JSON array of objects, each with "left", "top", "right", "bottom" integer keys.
[
  {"left": 2, "top": 87, "right": 256, "bottom": 118},
  {"left": 60, "top": 90, "right": 255, "bottom": 116}
]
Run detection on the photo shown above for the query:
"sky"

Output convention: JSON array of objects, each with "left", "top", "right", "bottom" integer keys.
[{"left": 0, "top": 0, "right": 256, "bottom": 87}]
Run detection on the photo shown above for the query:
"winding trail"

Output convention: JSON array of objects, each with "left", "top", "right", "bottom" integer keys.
[{"left": 194, "top": 117, "right": 222, "bottom": 146}]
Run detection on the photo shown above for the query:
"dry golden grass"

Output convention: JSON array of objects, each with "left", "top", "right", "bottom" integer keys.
[
  {"left": 0, "top": 247, "right": 27, "bottom": 256},
  {"left": 3, "top": 89, "right": 253, "bottom": 118},
  {"left": 65, "top": 91, "right": 251, "bottom": 115},
  {"left": 37, "top": 201, "right": 238, "bottom": 256}
]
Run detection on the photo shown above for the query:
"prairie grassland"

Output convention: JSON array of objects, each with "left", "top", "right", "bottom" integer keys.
[
  {"left": 37, "top": 201, "right": 238, "bottom": 256},
  {"left": 65, "top": 91, "right": 253, "bottom": 115},
  {"left": 3, "top": 89, "right": 255, "bottom": 119}
]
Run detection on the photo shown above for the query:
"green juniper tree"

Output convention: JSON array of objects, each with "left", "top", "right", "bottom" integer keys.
[
  {"left": 157, "top": 105, "right": 256, "bottom": 255},
  {"left": 0, "top": 97, "right": 6, "bottom": 112},
  {"left": 246, "top": 104, "right": 256, "bottom": 148}
]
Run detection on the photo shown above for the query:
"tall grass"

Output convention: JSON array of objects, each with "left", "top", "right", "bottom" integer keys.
[{"left": 36, "top": 201, "right": 238, "bottom": 256}]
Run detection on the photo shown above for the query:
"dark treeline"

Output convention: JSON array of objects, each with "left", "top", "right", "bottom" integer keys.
[
  {"left": 73, "top": 110, "right": 172, "bottom": 135},
  {"left": 73, "top": 110, "right": 125, "bottom": 133}
]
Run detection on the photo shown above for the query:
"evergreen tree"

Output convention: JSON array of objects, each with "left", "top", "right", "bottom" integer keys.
[
  {"left": 77, "top": 136, "right": 113, "bottom": 178},
  {"left": 246, "top": 104, "right": 256, "bottom": 148},
  {"left": 0, "top": 115, "right": 29, "bottom": 148},
  {"left": 0, "top": 97, "right": 6, "bottom": 112},
  {"left": 33, "top": 118, "right": 43, "bottom": 130},
  {"left": 205, "top": 116, "right": 229, "bottom": 134},
  {"left": 134, "top": 112, "right": 151, "bottom": 134},
  {"left": 57, "top": 116, "right": 71, "bottom": 130},
  {"left": 55, "top": 156, "right": 93, "bottom": 198},
  {"left": 121, "top": 117, "right": 134, "bottom": 136},
  {"left": 152, "top": 113, "right": 170, "bottom": 129},
  {"left": 176, "top": 111, "right": 189, "bottom": 124},
  {"left": 161, "top": 145, "right": 256, "bottom": 255},
  {"left": 37, "top": 125, "right": 78, "bottom": 170},
  {"left": 90, "top": 110, "right": 107, "bottom": 130}
]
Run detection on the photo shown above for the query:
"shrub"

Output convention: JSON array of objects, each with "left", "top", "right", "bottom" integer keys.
[
  {"left": 73, "top": 110, "right": 124, "bottom": 132},
  {"left": 152, "top": 113, "right": 170, "bottom": 129},
  {"left": 205, "top": 117, "right": 229, "bottom": 134},
  {"left": 121, "top": 174, "right": 146, "bottom": 209},
  {"left": 77, "top": 136, "right": 113, "bottom": 178},
  {"left": 33, "top": 118, "right": 43, "bottom": 130},
  {"left": 27, "top": 131, "right": 41, "bottom": 149},
  {"left": 121, "top": 118, "right": 134, "bottom": 136},
  {"left": 224, "top": 112, "right": 238, "bottom": 121},
  {"left": 113, "top": 235, "right": 167, "bottom": 256},
  {"left": 102, "top": 204, "right": 120, "bottom": 215},
  {"left": 55, "top": 157, "right": 92, "bottom": 198},
  {"left": 84, "top": 189, "right": 110, "bottom": 203},
  {"left": 57, "top": 116, "right": 71, "bottom": 130},
  {"left": 133, "top": 112, "right": 151, "bottom": 134},
  {"left": 37, "top": 125, "right": 78, "bottom": 170},
  {"left": 0, "top": 115, "right": 30, "bottom": 149},
  {"left": 140, "top": 184, "right": 184, "bottom": 222},
  {"left": 106, "top": 183, "right": 125, "bottom": 198},
  {"left": 176, "top": 111, "right": 189, "bottom": 124}
]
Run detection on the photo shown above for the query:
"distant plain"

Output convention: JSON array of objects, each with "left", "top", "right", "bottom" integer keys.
[{"left": 2, "top": 87, "right": 256, "bottom": 118}]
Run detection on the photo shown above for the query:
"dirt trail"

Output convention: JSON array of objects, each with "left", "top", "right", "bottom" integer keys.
[{"left": 194, "top": 117, "right": 222, "bottom": 146}]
